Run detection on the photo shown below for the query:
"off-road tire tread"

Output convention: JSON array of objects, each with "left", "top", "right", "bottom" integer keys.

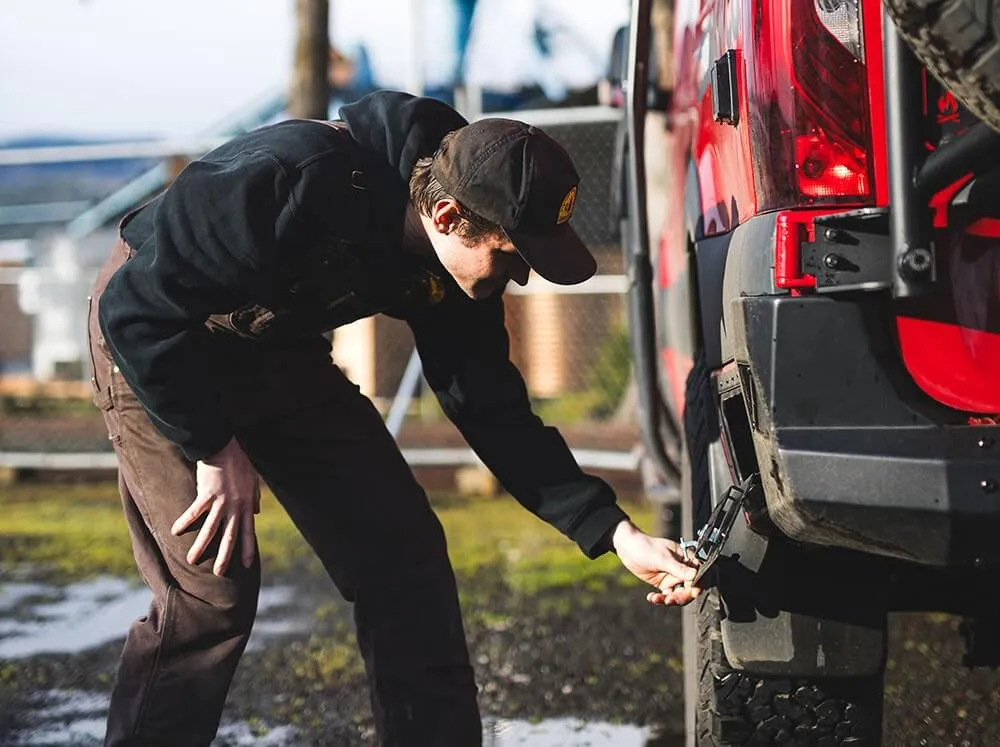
[
  {"left": 683, "top": 353, "right": 883, "bottom": 746},
  {"left": 885, "top": 0, "right": 1000, "bottom": 132}
]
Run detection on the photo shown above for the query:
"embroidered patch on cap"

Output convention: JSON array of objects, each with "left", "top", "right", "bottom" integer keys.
[{"left": 557, "top": 186, "right": 577, "bottom": 225}]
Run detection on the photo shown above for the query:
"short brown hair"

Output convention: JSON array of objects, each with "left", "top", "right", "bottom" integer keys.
[{"left": 409, "top": 131, "right": 507, "bottom": 244}]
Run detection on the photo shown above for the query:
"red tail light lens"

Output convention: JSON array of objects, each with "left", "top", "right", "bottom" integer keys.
[
  {"left": 792, "top": 0, "right": 872, "bottom": 202},
  {"left": 750, "top": 0, "right": 875, "bottom": 209},
  {"left": 795, "top": 134, "right": 870, "bottom": 199}
]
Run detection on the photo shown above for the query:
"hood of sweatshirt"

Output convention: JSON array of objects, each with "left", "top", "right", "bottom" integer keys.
[{"left": 339, "top": 91, "right": 468, "bottom": 206}]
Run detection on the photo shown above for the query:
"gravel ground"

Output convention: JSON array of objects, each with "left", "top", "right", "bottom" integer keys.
[
  {"left": 0, "top": 568, "right": 685, "bottom": 746},
  {"left": 3, "top": 567, "right": 1000, "bottom": 746}
]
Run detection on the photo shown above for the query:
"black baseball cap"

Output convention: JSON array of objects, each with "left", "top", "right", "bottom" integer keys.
[{"left": 431, "top": 118, "right": 597, "bottom": 285}]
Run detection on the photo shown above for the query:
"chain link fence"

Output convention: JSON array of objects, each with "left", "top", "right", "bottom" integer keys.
[{"left": 0, "top": 106, "right": 640, "bottom": 480}]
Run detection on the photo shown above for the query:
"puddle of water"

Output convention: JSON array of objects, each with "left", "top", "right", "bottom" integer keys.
[
  {"left": 6, "top": 689, "right": 298, "bottom": 746},
  {"left": 245, "top": 586, "right": 314, "bottom": 653},
  {"left": 0, "top": 583, "right": 52, "bottom": 611},
  {"left": 485, "top": 717, "right": 653, "bottom": 747},
  {"left": 5, "top": 690, "right": 135, "bottom": 745},
  {"left": 8, "top": 690, "right": 658, "bottom": 746},
  {"left": 0, "top": 577, "right": 149, "bottom": 659},
  {"left": 0, "top": 578, "right": 307, "bottom": 659},
  {"left": 214, "top": 723, "right": 298, "bottom": 746},
  {"left": 8, "top": 718, "right": 109, "bottom": 746},
  {"left": 29, "top": 690, "right": 107, "bottom": 719}
]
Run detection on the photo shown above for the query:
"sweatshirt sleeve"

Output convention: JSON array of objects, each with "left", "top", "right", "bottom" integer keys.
[
  {"left": 407, "top": 289, "right": 628, "bottom": 558},
  {"left": 98, "top": 150, "right": 294, "bottom": 461}
]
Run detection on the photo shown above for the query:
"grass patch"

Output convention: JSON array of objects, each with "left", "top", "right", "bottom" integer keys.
[
  {"left": 1, "top": 395, "right": 96, "bottom": 417},
  {"left": 0, "top": 482, "right": 311, "bottom": 581},
  {"left": 437, "top": 494, "right": 649, "bottom": 598},
  {"left": 0, "top": 482, "right": 653, "bottom": 593},
  {"left": 0, "top": 483, "right": 137, "bottom": 579}
]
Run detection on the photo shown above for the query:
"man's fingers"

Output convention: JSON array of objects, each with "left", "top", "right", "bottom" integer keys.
[
  {"left": 667, "top": 586, "right": 700, "bottom": 605},
  {"left": 655, "top": 574, "right": 688, "bottom": 594},
  {"left": 214, "top": 514, "right": 238, "bottom": 577},
  {"left": 241, "top": 510, "right": 256, "bottom": 569},
  {"left": 171, "top": 493, "right": 213, "bottom": 536},
  {"left": 646, "top": 585, "right": 701, "bottom": 606},
  {"left": 647, "top": 573, "right": 701, "bottom": 606},
  {"left": 187, "top": 501, "right": 223, "bottom": 565},
  {"left": 647, "top": 591, "right": 683, "bottom": 606},
  {"left": 664, "top": 551, "right": 698, "bottom": 580}
]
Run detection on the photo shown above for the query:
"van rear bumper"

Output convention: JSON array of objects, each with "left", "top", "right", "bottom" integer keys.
[{"left": 729, "top": 293, "right": 1000, "bottom": 566}]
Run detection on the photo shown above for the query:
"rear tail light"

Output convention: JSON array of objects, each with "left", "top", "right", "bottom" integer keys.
[
  {"left": 792, "top": 0, "right": 873, "bottom": 202},
  {"left": 750, "top": 0, "right": 875, "bottom": 209}
]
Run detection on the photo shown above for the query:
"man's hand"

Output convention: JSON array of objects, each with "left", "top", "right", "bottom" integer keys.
[
  {"left": 611, "top": 520, "right": 702, "bottom": 607},
  {"left": 171, "top": 437, "right": 259, "bottom": 576}
]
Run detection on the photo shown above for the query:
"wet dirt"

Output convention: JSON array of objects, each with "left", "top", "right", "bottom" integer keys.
[
  {"left": 4, "top": 483, "right": 1000, "bottom": 746},
  {"left": 0, "top": 567, "right": 682, "bottom": 746},
  {"left": 5, "top": 569, "right": 1000, "bottom": 746}
]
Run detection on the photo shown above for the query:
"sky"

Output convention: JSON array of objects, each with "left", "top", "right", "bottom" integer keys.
[{"left": 0, "top": 0, "right": 628, "bottom": 141}]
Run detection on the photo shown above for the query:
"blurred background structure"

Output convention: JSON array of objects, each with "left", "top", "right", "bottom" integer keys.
[{"left": 0, "top": 0, "right": 641, "bottom": 491}]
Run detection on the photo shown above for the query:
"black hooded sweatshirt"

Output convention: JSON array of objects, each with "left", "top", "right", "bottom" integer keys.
[{"left": 98, "top": 91, "right": 626, "bottom": 558}]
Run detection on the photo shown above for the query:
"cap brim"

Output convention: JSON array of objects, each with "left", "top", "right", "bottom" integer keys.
[{"left": 509, "top": 223, "right": 597, "bottom": 285}]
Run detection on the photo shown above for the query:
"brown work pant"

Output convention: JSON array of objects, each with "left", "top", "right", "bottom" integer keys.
[{"left": 88, "top": 239, "right": 480, "bottom": 746}]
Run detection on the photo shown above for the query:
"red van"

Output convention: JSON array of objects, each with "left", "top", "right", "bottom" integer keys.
[{"left": 619, "top": 0, "right": 1000, "bottom": 743}]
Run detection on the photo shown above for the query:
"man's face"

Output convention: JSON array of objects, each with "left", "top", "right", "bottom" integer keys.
[{"left": 424, "top": 200, "right": 531, "bottom": 299}]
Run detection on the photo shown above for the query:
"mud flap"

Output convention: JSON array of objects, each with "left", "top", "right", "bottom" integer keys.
[{"left": 697, "top": 478, "right": 889, "bottom": 679}]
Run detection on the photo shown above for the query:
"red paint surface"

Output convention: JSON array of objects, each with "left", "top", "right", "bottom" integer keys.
[{"left": 897, "top": 317, "right": 1000, "bottom": 413}]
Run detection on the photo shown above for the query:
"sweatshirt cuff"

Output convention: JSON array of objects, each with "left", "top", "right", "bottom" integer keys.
[
  {"left": 179, "top": 430, "right": 233, "bottom": 463},
  {"left": 571, "top": 503, "right": 630, "bottom": 559}
]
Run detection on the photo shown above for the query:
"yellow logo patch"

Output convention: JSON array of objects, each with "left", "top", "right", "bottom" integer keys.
[{"left": 557, "top": 186, "right": 577, "bottom": 225}]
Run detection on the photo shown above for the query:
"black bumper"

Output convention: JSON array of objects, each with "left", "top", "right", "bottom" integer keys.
[{"left": 729, "top": 293, "right": 1000, "bottom": 566}]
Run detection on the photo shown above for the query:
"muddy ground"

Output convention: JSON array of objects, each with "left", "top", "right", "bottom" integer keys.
[
  {"left": 2, "top": 482, "right": 1000, "bottom": 746},
  {"left": 0, "top": 572, "right": 683, "bottom": 746}
]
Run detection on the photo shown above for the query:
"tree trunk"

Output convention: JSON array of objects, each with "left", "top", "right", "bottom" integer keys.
[{"left": 288, "top": 0, "right": 330, "bottom": 120}]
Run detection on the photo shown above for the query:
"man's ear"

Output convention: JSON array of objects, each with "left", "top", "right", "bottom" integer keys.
[{"left": 430, "top": 199, "right": 462, "bottom": 235}]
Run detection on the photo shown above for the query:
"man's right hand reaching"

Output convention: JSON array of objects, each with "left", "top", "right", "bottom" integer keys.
[{"left": 171, "top": 436, "right": 259, "bottom": 576}]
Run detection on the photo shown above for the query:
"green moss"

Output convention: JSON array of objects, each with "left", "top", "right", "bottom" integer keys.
[
  {"left": 238, "top": 716, "right": 271, "bottom": 738},
  {"left": 0, "top": 662, "right": 21, "bottom": 685},
  {"left": 289, "top": 637, "right": 366, "bottom": 684},
  {"left": 437, "top": 493, "right": 651, "bottom": 597}
]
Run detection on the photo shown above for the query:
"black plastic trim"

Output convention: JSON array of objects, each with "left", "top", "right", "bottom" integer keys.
[
  {"left": 695, "top": 232, "right": 731, "bottom": 369},
  {"left": 711, "top": 50, "right": 740, "bottom": 126}
]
